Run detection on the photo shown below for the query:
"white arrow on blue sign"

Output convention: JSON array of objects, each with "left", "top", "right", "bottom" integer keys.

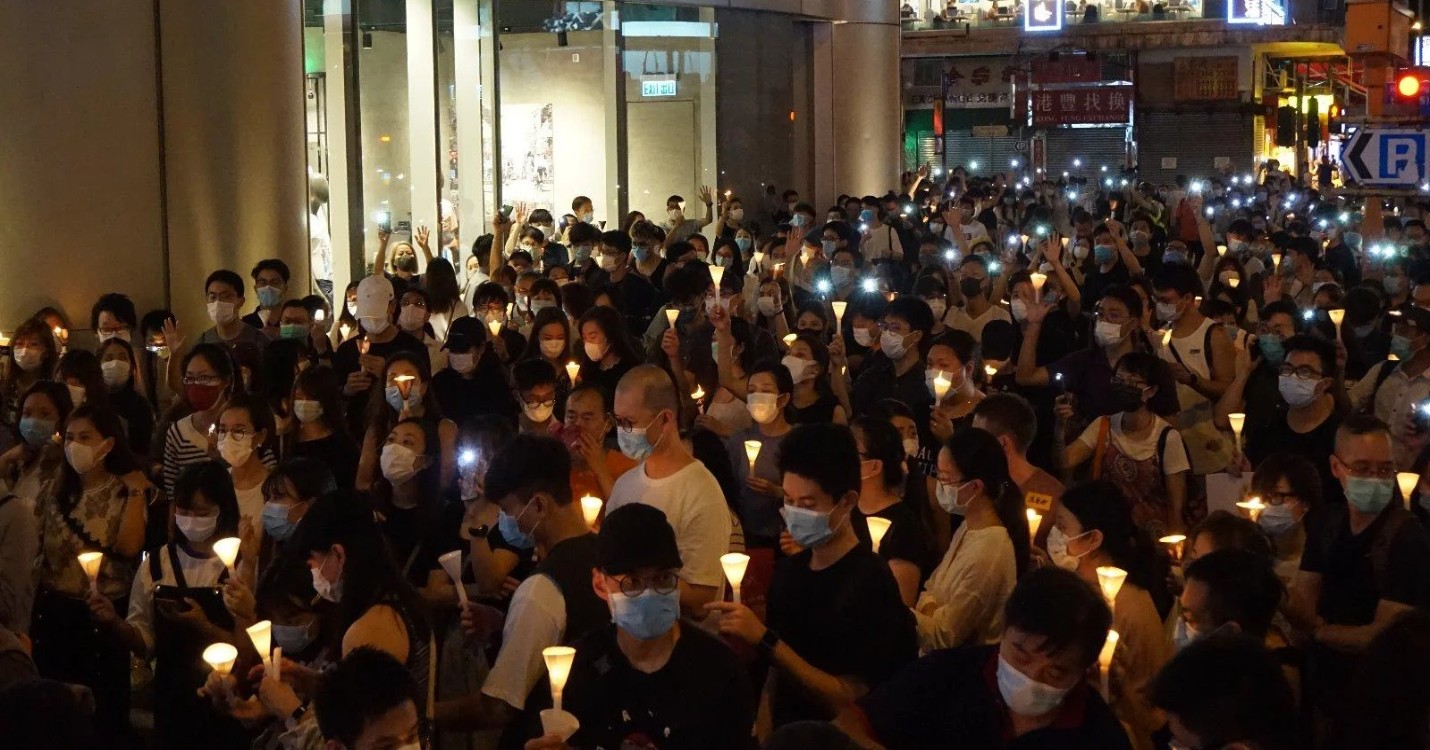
[{"left": 1342, "top": 128, "right": 1430, "bottom": 186}]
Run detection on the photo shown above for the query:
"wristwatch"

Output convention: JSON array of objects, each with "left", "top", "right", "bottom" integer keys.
[
  {"left": 286, "top": 703, "right": 309, "bottom": 730},
  {"left": 759, "top": 628, "right": 782, "bottom": 654},
  {"left": 467, "top": 524, "right": 490, "bottom": 540}
]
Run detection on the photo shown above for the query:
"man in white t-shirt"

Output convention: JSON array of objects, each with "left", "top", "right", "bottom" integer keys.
[
  {"left": 309, "top": 174, "right": 335, "bottom": 305},
  {"left": 608, "top": 365, "right": 732, "bottom": 619},
  {"left": 945, "top": 255, "right": 1011, "bottom": 341}
]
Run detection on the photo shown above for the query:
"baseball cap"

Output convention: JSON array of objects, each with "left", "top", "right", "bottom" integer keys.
[
  {"left": 443, "top": 316, "right": 487, "bottom": 352},
  {"left": 597, "top": 504, "right": 682, "bottom": 576},
  {"left": 356, "top": 275, "right": 394, "bottom": 319}
]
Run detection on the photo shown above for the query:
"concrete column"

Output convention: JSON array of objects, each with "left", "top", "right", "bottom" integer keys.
[
  {"left": 158, "top": 0, "right": 308, "bottom": 328},
  {"left": 828, "top": 20, "right": 902, "bottom": 198}
]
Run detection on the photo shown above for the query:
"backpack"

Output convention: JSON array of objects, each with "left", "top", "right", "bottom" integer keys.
[{"left": 1362, "top": 359, "right": 1401, "bottom": 415}]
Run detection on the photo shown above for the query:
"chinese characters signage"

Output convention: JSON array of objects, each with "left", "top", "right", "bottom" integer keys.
[
  {"left": 1031, "top": 86, "right": 1132, "bottom": 126},
  {"left": 1173, "top": 57, "right": 1239, "bottom": 101},
  {"left": 1024, "top": 0, "right": 1064, "bottom": 31},
  {"left": 941, "top": 57, "right": 1022, "bottom": 109}
]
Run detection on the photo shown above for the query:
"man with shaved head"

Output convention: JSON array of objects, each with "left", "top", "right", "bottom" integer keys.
[{"left": 607, "top": 365, "right": 733, "bottom": 617}]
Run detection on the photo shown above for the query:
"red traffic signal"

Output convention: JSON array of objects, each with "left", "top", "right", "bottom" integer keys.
[
  {"left": 1394, "top": 67, "right": 1430, "bottom": 100},
  {"left": 1399, "top": 73, "right": 1422, "bottom": 97}
]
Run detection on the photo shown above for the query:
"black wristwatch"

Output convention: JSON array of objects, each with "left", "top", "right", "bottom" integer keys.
[
  {"left": 286, "top": 703, "right": 309, "bottom": 729},
  {"left": 467, "top": 524, "right": 490, "bottom": 540},
  {"left": 759, "top": 628, "right": 782, "bottom": 654}
]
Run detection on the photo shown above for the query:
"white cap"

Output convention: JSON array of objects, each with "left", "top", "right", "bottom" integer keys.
[{"left": 356, "top": 275, "right": 394, "bottom": 318}]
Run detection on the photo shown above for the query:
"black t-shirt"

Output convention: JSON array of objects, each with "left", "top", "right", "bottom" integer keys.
[
  {"left": 592, "top": 269, "right": 661, "bottom": 335},
  {"left": 331, "top": 331, "right": 427, "bottom": 438},
  {"left": 432, "top": 359, "right": 520, "bottom": 429},
  {"left": 1245, "top": 409, "right": 1343, "bottom": 506},
  {"left": 1300, "top": 504, "right": 1430, "bottom": 626},
  {"left": 852, "top": 359, "right": 934, "bottom": 439},
  {"left": 291, "top": 432, "right": 360, "bottom": 490},
  {"left": 1047, "top": 347, "right": 1118, "bottom": 421},
  {"left": 766, "top": 546, "right": 917, "bottom": 726},
  {"left": 857, "top": 645, "right": 1131, "bottom": 750},
  {"left": 533, "top": 623, "right": 757, "bottom": 750},
  {"left": 1082, "top": 264, "right": 1130, "bottom": 306},
  {"left": 110, "top": 388, "right": 156, "bottom": 458},
  {"left": 852, "top": 502, "right": 935, "bottom": 579},
  {"left": 577, "top": 357, "right": 638, "bottom": 405}
]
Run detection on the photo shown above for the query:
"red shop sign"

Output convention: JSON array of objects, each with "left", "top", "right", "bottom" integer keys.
[
  {"left": 1032, "top": 85, "right": 1132, "bottom": 126},
  {"left": 1030, "top": 57, "right": 1103, "bottom": 86}
]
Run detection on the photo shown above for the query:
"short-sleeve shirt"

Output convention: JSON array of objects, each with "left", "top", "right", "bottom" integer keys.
[
  {"left": 607, "top": 461, "right": 732, "bottom": 589},
  {"left": 1047, "top": 348, "right": 1119, "bottom": 421},
  {"left": 1299, "top": 504, "right": 1430, "bottom": 625},
  {"left": 852, "top": 501, "right": 935, "bottom": 578},
  {"left": 766, "top": 546, "right": 917, "bottom": 726},
  {"left": 945, "top": 304, "right": 1013, "bottom": 342},
  {"left": 197, "top": 323, "right": 270, "bottom": 353},
  {"left": 1073, "top": 413, "right": 1191, "bottom": 477}
]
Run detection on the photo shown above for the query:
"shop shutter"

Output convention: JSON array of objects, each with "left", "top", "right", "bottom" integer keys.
[
  {"left": 1043, "top": 126, "right": 1129, "bottom": 178},
  {"left": 1138, "top": 111, "right": 1255, "bottom": 185},
  {"left": 943, "top": 130, "right": 1021, "bottom": 174}
]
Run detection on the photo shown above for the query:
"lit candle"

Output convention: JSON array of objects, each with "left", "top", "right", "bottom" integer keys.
[
  {"left": 720, "top": 552, "right": 750, "bottom": 603},
  {"left": 393, "top": 373, "right": 416, "bottom": 399},
  {"left": 1271, "top": 252, "right": 1282, "bottom": 271},
  {"left": 1060, "top": 236, "right": 1070, "bottom": 249},
  {"left": 867, "top": 516, "right": 893, "bottom": 553},
  {"left": 213, "top": 537, "right": 242, "bottom": 575},
  {"left": 487, "top": 318, "right": 502, "bottom": 336},
  {"left": 744, "top": 440, "right": 762, "bottom": 473},
  {"left": 1025, "top": 509, "right": 1042, "bottom": 542},
  {"left": 543, "top": 646, "right": 577, "bottom": 711},
  {"left": 1227, "top": 277, "right": 1241, "bottom": 288},
  {"left": 1096, "top": 566, "right": 1127, "bottom": 610},
  {"left": 1398, "top": 472, "right": 1419, "bottom": 510},
  {"left": 437, "top": 550, "right": 468, "bottom": 605},
  {"left": 246, "top": 620, "right": 273, "bottom": 673},
  {"left": 1237, "top": 496, "right": 1266, "bottom": 522},
  {"left": 1194, "top": 295, "right": 1202, "bottom": 306},
  {"left": 665, "top": 308, "right": 679, "bottom": 329},
  {"left": 565, "top": 361, "right": 580, "bottom": 383},
  {"left": 1029, "top": 272, "right": 1047, "bottom": 296},
  {"left": 933, "top": 372, "right": 951, "bottom": 403},
  {"left": 1228, "top": 412, "right": 1245, "bottom": 452},
  {"left": 314, "top": 308, "right": 326, "bottom": 322},
  {"left": 1159, "top": 534, "right": 1187, "bottom": 563},
  {"left": 832, "top": 300, "right": 848, "bottom": 334},
  {"left": 752, "top": 250, "right": 765, "bottom": 268},
  {"left": 1216, "top": 244, "right": 1227, "bottom": 256},
  {"left": 1162, "top": 328, "right": 1173, "bottom": 347},
  {"left": 782, "top": 333, "right": 797, "bottom": 347},
  {"left": 0, "top": 332, "right": 10, "bottom": 347},
  {"left": 984, "top": 364, "right": 998, "bottom": 379},
  {"left": 580, "top": 495, "right": 603, "bottom": 528},
  {"left": 1391, "top": 352, "right": 1402, "bottom": 361},
  {"left": 710, "top": 265, "right": 726, "bottom": 288},
  {"left": 203, "top": 642, "right": 238, "bottom": 677},
  {"left": 53, "top": 326, "right": 64, "bottom": 341},
  {"left": 691, "top": 385, "right": 705, "bottom": 403},
  {"left": 1328, "top": 308, "right": 1345, "bottom": 334},
  {"left": 1099, "top": 630, "right": 1120, "bottom": 701},
  {"left": 77, "top": 551, "right": 103, "bottom": 594}
]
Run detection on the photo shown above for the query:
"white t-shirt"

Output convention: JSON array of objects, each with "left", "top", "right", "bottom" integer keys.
[
  {"left": 950, "top": 220, "right": 990, "bottom": 247},
  {"left": 944, "top": 304, "right": 1012, "bottom": 341},
  {"left": 607, "top": 460, "right": 732, "bottom": 589},
  {"left": 310, "top": 206, "right": 334, "bottom": 283},
  {"left": 126, "top": 546, "right": 228, "bottom": 657},
  {"left": 481, "top": 574, "right": 566, "bottom": 710},
  {"left": 1074, "top": 413, "right": 1191, "bottom": 476},
  {"left": 860, "top": 225, "right": 905, "bottom": 262}
]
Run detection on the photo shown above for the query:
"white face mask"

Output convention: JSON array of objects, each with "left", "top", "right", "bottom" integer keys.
[
  {"left": 747, "top": 392, "right": 781, "bottom": 424},
  {"left": 540, "top": 339, "right": 567, "bottom": 359},
  {"left": 398, "top": 306, "right": 426, "bottom": 333},
  {"left": 598, "top": 252, "right": 619, "bottom": 271},
  {"left": 100, "top": 360, "right": 131, "bottom": 389},
  {"left": 65, "top": 440, "right": 107, "bottom": 475},
  {"left": 311, "top": 554, "right": 342, "bottom": 602},
  {"left": 1045, "top": 526, "right": 1093, "bottom": 571},
  {"left": 217, "top": 434, "right": 254, "bottom": 468},
  {"left": 924, "top": 298, "right": 948, "bottom": 320},
  {"left": 781, "top": 355, "right": 815, "bottom": 384},
  {"left": 523, "top": 400, "right": 555, "bottom": 423},
  {"left": 1094, "top": 319, "right": 1127, "bottom": 347},
  {"left": 757, "top": 296, "right": 781, "bottom": 318},
  {"left": 360, "top": 315, "right": 391, "bottom": 334},
  {"left": 852, "top": 327, "right": 875, "bottom": 347},
  {"left": 1010, "top": 299, "right": 1028, "bottom": 322},
  {"left": 902, "top": 437, "right": 920, "bottom": 457},
  {"left": 584, "top": 341, "right": 608, "bottom": 362},
  {"left": 12, "top": 347, "right": 42, "bottom": 372},
  {"left": 381, "top": 443, "right": 421, "bottom": 485},
  {"left": 880, "top": 330, "right": 910, "bottom": 360},
  {"left": 292, "top": 399, "right": 323, "bottom": 424},
  {"left": 175, "top": 513, "right": 218, "bottom": 544},
  {"left": 207, "top": 300, "right": 237, "bottom": 325},
  {"left": 448, "top": 352, "right": 476, "bottom": 374},
  {"left": 67, "top": 384, "right": 87, "bottom": 409},
  {"left": 996, "top": 655, "right": 1072, "bottom": 717}
]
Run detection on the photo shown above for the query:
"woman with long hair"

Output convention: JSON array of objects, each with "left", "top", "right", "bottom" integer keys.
[
  {"left": 423, "top": 257, "right": 468, "bottom": 342},
  {"left": 371, "top": 417, "right": 460, "bottom": 592},
  {"left": 781, "top": 332, "right": 849, "bottom": 425},
  {"left": 0, "top": 381, "right": 72, "bottom": 502},
  {"left": 914, "top": 427, "right": 1029, "bottom": 652},
  {"left": 215, "top": 393, "right": 276, "bottom": 569},
  {"left": 576, "top": 305, "right": 641, "bottom": 399},
  {"left": 98, "top": 337, "right": 155, "bottom": 458},
  {"left": 1, "top": 319, "right": 60, "bottom": 423},
  {"left": 357, "top": 351, "right": 457, "bottom": 493},
  {"left": 160, "top": 343, "right": 236, "bottom": 499},
  {"left": 851, "top": 416, "right": 934, "bottom": 608},
  {"left": 56, "top": 349, "right": 111, "bottom": 413},
  {"left": 1048, "top": 479, "right": 1171, "bottom": 750},
  {"left": 519, "top": 305, "right": 575, "bottom": 418},
  {"left": 32, "top": 406, "right": 147, "bottom": 742},
  {"left": 288, "top": 365, "right": 359, "bottom": 490}
]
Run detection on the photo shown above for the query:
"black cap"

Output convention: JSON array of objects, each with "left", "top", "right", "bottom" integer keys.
[
  {"left": 1390, "top": 304, "right": 1430, "bottom": 332},
  {"left": 443, "top": 316, "right": 487, "bottom": 352},
  {"left": 597, "top": 504, "right": 682, "bottom": 575}
]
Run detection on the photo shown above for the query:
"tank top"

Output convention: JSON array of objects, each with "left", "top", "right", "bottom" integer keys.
[
  {"left": 705, "top": 390, "right": 753, "bottom": 434},
  {"left": 1158, "top": 317, "right": 1232, "bottom": 475}
]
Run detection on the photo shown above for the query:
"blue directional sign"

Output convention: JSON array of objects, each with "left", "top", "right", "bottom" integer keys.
[{"left": 1342, "top": 128, "right": 1430, "bottom": 186}]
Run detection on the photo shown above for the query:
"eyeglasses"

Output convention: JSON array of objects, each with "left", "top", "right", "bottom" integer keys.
[
  {"left": 1333, "top": 455, "right": 1396, "bottom": 479},
  {"left": 182, "top": 374, "right": 223, "bottom": 387},
  {"left": 214, "top": 427, "right": 254, "bottom": 440},
  {"left": 610, "top": 570, "right": 680, "bottom": 597},
  {"left": 523, "top": 398, "right": 556, "bottom": 410},
  {"left": 1110, "top": 377, "right": 1149, "bottom": 390},
  {"left": 1261, "top": 490, "right": 1299, "bottom": 506},
  {"left": 1277, "top": 364, "right": 1323, "bottom": 380},
  {"left": 612, "top": 412, "right": 661, "bottom": 433}
]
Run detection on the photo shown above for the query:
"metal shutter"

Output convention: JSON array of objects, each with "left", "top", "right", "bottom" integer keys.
[
  {"left": 1043, "top": 126, "right": 1129, "bottom": 177},
  {"left": 1138, "top": 111, "right": 1255, "bottom": 184},
  {"left": 943, "top": 131, "right": 1021, "bottom": 173}
]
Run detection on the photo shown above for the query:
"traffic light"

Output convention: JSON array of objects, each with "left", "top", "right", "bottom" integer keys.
[{"left": 1393, "top": 67, "right": 1430, "bottom": 103}]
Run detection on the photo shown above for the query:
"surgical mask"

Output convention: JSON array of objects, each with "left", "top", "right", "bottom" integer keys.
[
  {"left": 580, "top": 211, "right": 595, "bottom": 224},
  {"left": 730, "top": 209, "right": 745, "bottom": 222},
  {"left": 959, "top": 277, "right": 985, "bottom": 299},
  {"left": 1392, "top": 334, "right": 1417, "bottom": 361},
  {"left": 880, "top": 330, "right": 909, "bottom": 359},
  {"left": 1172, "top": 617, "right": 1204, "bottom": 652},
  {"left": 853, "top": 327, "right": 875, "bottom": 347},
  {"left": 448, "top": 352, "right": 476, "bottom": 374},
  {"left": 1129, "top": 230, "right": 1149, "bottom": 245},
  {"left": 781, "top": 504, "right": 836, "bottom": 548},
  {"left": 1010, "top": 299, "right": 1028, "bottom": 322},
  {"left": 747, "top": 392, "right": 780, "bottom": 424},
  {"left": 65, "top": 441, "right": 105, "bottom": 474},
  {"left": 1156, "top": 301, "right": 1183, "bottom": 323},
  {"left": 1094, "top": 320, "right": 1127, "bottom": 347},
  {"left": 1111, "top": 382, "right": 1147, "bottom": 413},
  {"left": 1094, "top": 245, "right": 1115, "bottom": 265},
  {"left": 633, "top": 245, "right": 652, "bottom": 263},
  {"left": 280, "top": 323, "right": 307, "bottom": 340},
  {"left": 1257, "top": 334, "right": 1286, "bottom": 365},
  {"left": 1228, "top": 238, "right": 1249, "bottom": 255},
  {"left": 996, "top": 655, "right": 1072, "bottom": 717},
  {"left": 398, "top": 306, "right": 425, "bottom": 333},
  {"left": 1384, "top": 276, "right": 1406, "bottom": 296},
  {"left": 584, "top": 340, "right": 608, "bottom": 362},
  {"left": 1351, "top": 323, "right": 1376, "bottom": 340},
  {"left": 736, "top": 237, "right": 752, "bottom": 252},
  {"left": 67, "top": 384, "right": 86, "bottom": 409},
  {"left": 758, "top": 297, "right": 781, "bottom": 318},
  {"left": 540, "top": 339, "right": 567, "bottom": 359},
  {"left": 1258, "top": 503, "right": 1299, "bottom": 536},
  {"left": 101, "top": 360, "right": 131, "bottom": 388},
  {"left": 360, "top": 315, "right": 390, "bottom": 334},
  {"left": 598, "top": 252, "right": 619, "bottom": 271},
  {"left": 831, "top": 266, "right": 854, "bottom": 286},
  {"left": 385, "top": 383, "right": 422, "bottom": 413},
  {"left": 217, "top": 434, "right": 254, "bottom": 467},
  {"left": 263, "top": 502, "right": 300, "bottom": 542},
  {"left": 705, "top": 296, "right": 728, "bottom": 317},
  {"left": 902, "top": 438, "right": 920, "bottom": 458},
  {"left": 608, "top": 588, "right": 680, "bottom": 640},
  {"left": 822, "top": 240, "right": 838, "bottom": 256},
  {"left": 12, "top": 347, "right": 41, "bottom": 372},
  {"left": 271, "top": 622, "right": 314, "bottom": 653},
  {"left": 257, "top": 286, "right": 282, "bottom": 308},
  {"left": 1217, "top": 270, "right": 1240, "bottom": 287},
  {"left": 346, "top": 300, "right": 358, "bottom": 317},
  {"left": 617, "top": 415, "right": 662, "bottom": 461},
  {"left": 207, "top": 300, "right": 237, "bottom": 325},
  {"left": 924, "top": 298, "right": 948, "bottom": 320},
  {"left": 19, "top": 417, "right": 55, "bottom": 447},
  {"left": 311, "top": 556, "right": 343, "bottom": 602},
  {"left": 573, "top": 245, "right": 593, "bottom": 264},
  {"left": 781, "top": 355, "right": 815, "bottom": 384},
  {"left": 380, "top": 443, "right": 421, "bottom": 485},
  {"left": 523, "top": 400, "right": 555, "bottom": 423},
  {"left": 1163, "top": 250, "right": 1188, "bottom": 265},
  {"left": 1278, "top": 375, "right": 1320, "bottom": 408},
  {"left": 936, "top": 480, "right": 972, "bottom": 515},
  {"left": 1073, "top": 244, "right": 1090, "bottom": 261},
  {"left": 1345, "top": 476, "right": 1394, "bottom": 514},
  {"left": 498, "top": 500, "right": 537, "bottom": 549},
  {"left": 176, "top": 514, "right": 218, "bottom": 544},
  {"left": 929, "top": 221, "right": 945, "bottom": 234},
  {"left": 791, "top": 213, "right": 809, "bottom": 228},
  {"left": 1046, "top": 526, "right": 1092, "bottom": 571},
  {"left": 292, "top": 399, "right": 323, "bottom": 424}
]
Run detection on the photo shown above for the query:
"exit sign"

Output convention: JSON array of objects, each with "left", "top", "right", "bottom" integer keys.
[{"left": 641, "top": 79, "right": 677, "bottom": 98}]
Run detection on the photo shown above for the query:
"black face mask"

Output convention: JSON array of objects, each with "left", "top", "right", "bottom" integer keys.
[
  {"left": 1110, "top": 383, "right": 1146, "bottom": 413},
  {"left": 959, "top": 278, "right": 985, "bottom": 299},
  {"left": 395, "top": 255, "right": 418, "bottom": 273}
]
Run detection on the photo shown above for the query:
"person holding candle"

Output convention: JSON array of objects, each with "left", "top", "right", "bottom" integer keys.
[
  {"left": 576, "top": 306, "right": 641, "bottom": 401},
  {"left": 357, "top": 351, "right": 457, "bottom": 493},
  {"left": 972, "top": 393, "right": 1066, "bottom": 552},
  {"left": 834, "top": 567, "right": 1129, "bottom": 749},
  {"left": 708, "top": 423, "right": 917, "bottom": 729},
  {"left": 432, "top": 316, "right": 521, "bottom": 429},
  {"left": 371, "top": 418, "right": 459, "bottom": 595},
  {"left": 558, "top": 384, "right": 634, "bottom": 504},
  {"left": 89, "top": 461, "right": 246, "bottom": 747},
  {"left": 1046, "top": 480, "right": 1171, "bottom": 750},
  {"left": 215, "top": 393, "right": 277, "bottom": 558},
  {"left": 513, "top": 359, "right": 560, "bottom": 436},
  {"left": 925, "top": 330, "right": 985, "bottom": 445},
  {"left": 0, "top": 319, "right": 60, "bottom": 426},
  {"left": 1213, "top": 299, "right": 1300, "bottom": 447},
  {"left": 722, "top": 362, "right": 795, "bottom": 562},
  {"left": 518, "top": 306, "right": 576, "bottom": 413},
  {"left": 1152, "top": 263, "right": 1237, "bottom": 483},
  {"left": 331, "top": 274, "right": 428, "bottom": 439},
  {"left": 522, "top": 503, "right": 756, "bottom": 750},
  {"left": 158, "top": 342, "right": 235, "bottom": 494},
  {"left": 850, "top": 417, "right": 933, "bottom": 608},
  {"left": 285, "top": 366, "right": 358, "bottom": 490}
]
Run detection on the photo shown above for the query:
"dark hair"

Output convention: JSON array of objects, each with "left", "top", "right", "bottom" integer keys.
[
  {"left": 0, "top": 678, "right": 103, "bottom": 749},
  {"left": 1183, "top": 549, "right": 1284, "bottom": 639},
  {"left": 180, "top": 343, "right": 236, "bottom": 406},
  {"left": 513, "top": 358, "right": 558, "bottom": 393},
  {"left": 260, "top": 338, "right": 307, "bottom": 418},
  {"left": 852, "top": 417, "right": 907, "bottom": 492},
  {"left": 96, "top": 338, "right": 142, "bottom": 397},
  {"left": 884, "top": 296, "right": 935, "bottom": 340},
  {"left": 777, "top": 423, "right": 861, "bottom": 503},
  {"left": 173, "top": 461, "right": 242, "bottom": 541},
  {"left": 972, "top": 392, "right": 1037, "bottom": 453},
  {"left": 684, "top": 427, "right": 741, "bottom": 518},
  {"left": 56, "top": 350, "right": 110, "bottom": 413},
  {"left": 1114, "top": 351, "right": 1180, "bottom": 418},
  {"left": 19, "top": 380, "right": 74, "bottom": 430},
  {"left": 1061, "top": 480, "right": 1171, "bottom": 611},
  {"left": 943, "top": 428, "right": 1030, "bottom": 577},
  {"left": 314, "top": 647, "right": 419, "bottom": 747},
  {"left": 1249, "top": 452, "right": 1323, "bottom": 510},
  {"left": 90, "top": 293, "right": 138, "bottom": 331},
  {"left": 1003, "top": 567, "right": 1112, "bottom": 667},
  {"left": 577, "top": 306, "right": 639, "bottom": 368},
  {"left": 293, "top": 365, "right": 348, "bottom": 436},
  {"left": 1149, "top": 636, "right": 1298, "bottom": 750},
  {"left": 1098, "top": 284, "right": 1145, "bottom": 322},
  {"left": 365, "top": 351, "right": 440, "bottom": 442},
  {"left": 1186, "top": 510, "right": 1274, "bottom": 559},
  {"left": 1282, "top": 333, "right": 1338, "bottom": 379},
  {"left": 204, "top": 269, "right": 245, "bottom": 297},
  {"left": 927, "top": 329, "right": 978, "bottom": 370},
  {"left": 472, "top": 281, "right": 510, "bottom": 308},
  {"left": 519, "top": 307, "right": 571, "bottom": 362},
  {"left": 57, "top": 405, "right": 142, "bottom": 508},
  {"left": 251, "top": 259, "right": 292, "bottom": 283},
  {"left": 599, "top": 230, "right": 632, "bottom": 256},
  {"left": 483, "top": 434, "right": 573, "bottom": 506},
  {"left": 219, "top": 391, "right": 278, "bottom": 457},
  {"left": 424, "top": 258, "right": 461, "bottom": 314},
  {"left": 263, "top": 457, "right": 337, "bottom": 505},
  {"left": 5, "top": 318, "right": 60, "bottom": 392}
]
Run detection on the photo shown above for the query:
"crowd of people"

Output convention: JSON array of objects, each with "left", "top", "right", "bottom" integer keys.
[{"left": 1, "top": 163, "right": 1429, "bottom": 750}]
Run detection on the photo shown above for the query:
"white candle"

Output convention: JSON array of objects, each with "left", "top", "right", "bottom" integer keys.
[
  {"left": 1398, "top": 472, "right": 1419, "bottom": 510},
  {"left": 709, "top": 265, "right": 726, "bottom": 288},
  {"left": 77, "top": 552, "right": 103, "bottom": 594},
  {"left": 203, "top": 642, "right": 238, "bottom": 676},
  {"left": 393, "top": 373, "right": 416, "bottom": 399},
  {"left": 580, "top": 496, "right": 603, "bottom": 528},
  {"left": 213, "top": 537, "right": 242, "bottom": 575},
  {"left": 932, "top": 373, "right": 951, "bottom": 403},
  {"left": 1159, "top": 534, "right": 1187, "bottom": 563},
  {"left": 1099, "top": 630, "right": 1120, "bottom": 701},
  {"left": 1328, "top": 308, "right": 1345, "bottom": 334},
  {"left": 782, "top": 332, "right": 797, "bottom": 347},
  {"left": 1216, "top": 244, "right": 1227, "bottom": 256},
  {"left": 437, "top": 550, "right": 468, "bottom": 605},
  {"left": 543, "top": 646, "right": 577, "bottom": 711},
  {"left": 565, "top": 360, "right": 580, "bottom": 383},
  {"left": 1237, "top": 497, "right": 1266, "bottom": 522},
  {"left": 246, "top": 620, "right": 273, "bottom": 672},
  {"left": 1029, "top": 272, "right": 1047, "bottom": 296},
  {"left": 744, "top": 440, "right": 762, "bottom": 473},
  {"left": 867, "top": 516, "right": 893, "bottom": 553},
  {"left": 1025, "top": 509, "right": 1042, "bottom": 542},
  {"left": 832, "top": 300, "right": 848, "bottom": 334},
  {"left": 665, "top": 308, "right": 679, "bottom": 329},
  {"left": 1271, "top": 252, "right": 1282, "bottom": 271},
  {"left": 1097, "top": 566, "right": 1127, "bottom": 610},
  {"left": 720, "top": 552, "right": 750, "bottom": 603},
  {"left": 487, "top": 318, "right": 502, "bottom": 336},
  {"left": 1228, "top": 412, "right": 1245, "bottom": 451}
]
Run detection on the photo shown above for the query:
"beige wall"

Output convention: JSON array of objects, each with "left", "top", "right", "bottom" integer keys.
[{"left": 0, "top": 0, "right": 166, "bottom": 343}]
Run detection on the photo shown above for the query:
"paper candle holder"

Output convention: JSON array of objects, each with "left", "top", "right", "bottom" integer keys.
[
  {"left": 213, "top": 537, "right": 241, "bottom": 572},
  {"left": 565, "top": 361, "right": 580, "bottom": 383},
  {"left": 1398, "top": 472, "right": 1419, "bottom": 510},
  {"left": 580, "top": 496, "right": 603, "bottom": 528},
  {"left": 438, "top": 550, "right": 468, "bottom": 605},
  {"left": 720, "top": 552, "right": 750, "bottom": 602},
  {"left": 203, "top": 642, "right": 239, "bottom": 676},
  {"left": 1025, "top": 509, "right": 1042, "bottom": 542},
  {"left": 867, "top": 516, "right": 893, "bottom": 553},
  {"left": 543, "top": 646, "right": 577, "bottom": 711},
  {"left": 77, "top": 551, "right": 104, "bottom": 584},
  {"left": 743, "top": 440, "right": 762, "bottom": 471},
  {"left": 1096, "top": 566, "right": 1127, "bottom": 606},
  {"left": 1029, "top": 272, "right": 1047, "bottom": 296},
  {"left": 1236, "top": 497, "right": 1266, "bottom": 522}
]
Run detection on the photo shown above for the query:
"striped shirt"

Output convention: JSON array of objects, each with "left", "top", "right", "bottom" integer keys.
[{"left": 161, "top": 414, "right": 277, "bottom": 498}]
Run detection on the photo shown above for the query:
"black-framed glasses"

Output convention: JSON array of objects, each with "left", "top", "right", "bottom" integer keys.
[
  {"left": 213, "top": 427, "right": 254, "bottom": 440},
  {"left": 1277, "top": 364, "right": 1323, "bottom": 380},
  {"left": 182, "top": 374, "right": 223, "bottom": 386},
  {"left": 611, "top": 570, "right": 680, "bottom": 597}
]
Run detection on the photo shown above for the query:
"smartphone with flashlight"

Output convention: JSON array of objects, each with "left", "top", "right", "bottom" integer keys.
[{"left": 500, "top": 204, "right": 514, "bottom": 219}]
